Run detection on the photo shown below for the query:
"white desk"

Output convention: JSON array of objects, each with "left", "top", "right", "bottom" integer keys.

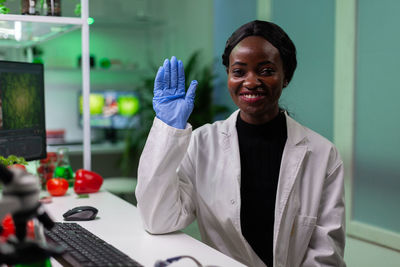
[{"left": 43, "top": 190, "right": 246, "bottom": 267}]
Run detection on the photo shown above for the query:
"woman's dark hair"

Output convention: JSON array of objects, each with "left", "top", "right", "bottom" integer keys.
[{"left": 222, "top": 20, "right": 297, "bottom": 84}]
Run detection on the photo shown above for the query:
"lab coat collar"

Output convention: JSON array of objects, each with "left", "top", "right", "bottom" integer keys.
[
  {"left": 221, "top": 109, "right": 240, "bottom": 136},
  {"left": 284, "top": 112, "right": 308, "bottom": 146},
  {"left": 220, "top": 109, "right": 308, "bottom": 147}
]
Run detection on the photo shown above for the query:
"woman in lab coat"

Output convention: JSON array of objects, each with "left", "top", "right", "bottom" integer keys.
[{"left": 136, "top": 20, "right": 345, "bottom": 267}]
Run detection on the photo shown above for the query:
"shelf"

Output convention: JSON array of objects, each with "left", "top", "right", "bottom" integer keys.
[
  {"left": 1, "top": 1, "right": 102, "bottom": 171},
  {"left": 47, "top": 141, "right": 125, "bottom": 155},
  {"left": 44, "top": 67, "right": 152, "bottom": 87},
  {"left": 46, "top": 66, "right": 151, "bottom": 75},
  {"left": 92, "top": 16, "right": 164, "bottom": 29},
  {"left": 0, "top": 14, "right": 84, "bottom": 48}
]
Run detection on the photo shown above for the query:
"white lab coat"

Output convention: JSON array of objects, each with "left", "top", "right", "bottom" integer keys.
[{"left": 136, "top": 110, "right": 345, "bottom": 267}]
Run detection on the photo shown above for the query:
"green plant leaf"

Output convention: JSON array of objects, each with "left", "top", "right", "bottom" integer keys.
[
  {"left": 74, "top": 3, "right": 81, "bottom": 16},
  {"left": 0, "top": 155, "right": 27, "bottom": 166},
  {"left": 0, "top": 6, "right": 10, "bottom": 14}
]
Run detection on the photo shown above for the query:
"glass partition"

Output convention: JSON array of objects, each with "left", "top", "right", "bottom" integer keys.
[{"left": 354, "top": 0, "right": 400, "bottom": 233}]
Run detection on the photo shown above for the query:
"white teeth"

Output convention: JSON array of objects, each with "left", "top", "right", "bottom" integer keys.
[{"left": 243, "top": 94, "right": 262, "bottom": 99}]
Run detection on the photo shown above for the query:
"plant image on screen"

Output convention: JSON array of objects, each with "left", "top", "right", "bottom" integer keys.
[{"left": 0, "top": 73, "right": 42, "bottom": 129}]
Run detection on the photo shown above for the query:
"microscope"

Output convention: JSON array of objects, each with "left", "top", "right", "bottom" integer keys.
[{"left": 0, "top": 164, "right": 64, "bottom": 265}]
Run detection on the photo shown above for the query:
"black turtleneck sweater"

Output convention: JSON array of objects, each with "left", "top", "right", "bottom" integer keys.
[{"left": 236, "top": 111, "right": 287, "bottom": 267}]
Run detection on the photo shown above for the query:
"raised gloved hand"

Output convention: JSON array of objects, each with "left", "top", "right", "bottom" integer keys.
[{"left": 153, "top": 56, "right": 198, "bottom": 129}]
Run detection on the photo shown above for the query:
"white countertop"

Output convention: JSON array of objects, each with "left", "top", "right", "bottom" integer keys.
[{"left": 42, "top": 190, "right": 246, "bottom": 267}]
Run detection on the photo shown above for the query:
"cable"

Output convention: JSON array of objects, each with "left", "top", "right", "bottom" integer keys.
[{"left": 154, "top": 255, "right": 222, "bottom": 267}]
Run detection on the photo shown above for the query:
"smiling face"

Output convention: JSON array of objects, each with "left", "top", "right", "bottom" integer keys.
[{"left": 227, "top": 36, "right": 286, "bottom": 124}]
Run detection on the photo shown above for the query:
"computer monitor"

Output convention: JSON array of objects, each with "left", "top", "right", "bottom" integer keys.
[
  {"left": 78, "top": 90, "right": 140, "bottom": 142},
  {"left": 0, "top": 61, "right": 46, "bottom": 161}
]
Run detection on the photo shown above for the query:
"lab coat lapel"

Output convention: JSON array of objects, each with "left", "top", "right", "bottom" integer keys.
[
  {"left": 220, "top": 110, "right": 241, "bottom": 184},
  {"left": 274, "top": 114, "right": 308, "bottom": 265},
  {"left": 218, "top": 111, "right": 243, "bottom": 235}
]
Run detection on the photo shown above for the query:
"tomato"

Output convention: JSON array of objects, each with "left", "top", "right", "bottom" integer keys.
[
  {"left": 8, "top": 164, "right": 26, "bottom": 171},
  {"left": 1, "top": 214, "right": 15, "bottom": 238},
  {"left": 46, "top": 178, "right": 69, "bottom": 196},
  {"left": 40, "top": 152, "right": 57, "bottom": 164},
  {"left": 37, "top": 153, "right": 57, "bottom": 189},
  {"left": 1, "top": 214, "right": 35, "bottom": 239},
  {"left": 74, "top": 169, "right": 103, "bottom": 194}
]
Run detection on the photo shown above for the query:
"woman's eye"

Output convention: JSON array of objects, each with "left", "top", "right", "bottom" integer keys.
[
  {"left": 260, "top": 68, "right": 275, "bottom": 76},
  {"left": 231, "top": 69, "right": 244, "bottom": 77}
]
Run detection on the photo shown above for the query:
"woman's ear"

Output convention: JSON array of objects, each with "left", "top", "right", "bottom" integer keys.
[
  {"left": 226, "top": 67, "right": 229, "bottom": 75},
  {"left": 283, "top": 80, "right": 289, "bottom": 88}
]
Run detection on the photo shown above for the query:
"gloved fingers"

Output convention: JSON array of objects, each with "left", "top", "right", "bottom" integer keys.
[
  {"left": 153, "top": 93, "right": 185, "bottom": 104},
  {"left": 170, "top": 56, "right": 178, "bottom": 91},
  {"left": 177, "top": 60, "right": 186, "bottom": 94},
  {"left": 154, "top": 66, "right": 165, "bottom": 98},
  {"left": 185, "top": 80, "right": 198, "bottom": 104},
  {"left": 163, "top": 58, "right": 171, "bottom": 90}
]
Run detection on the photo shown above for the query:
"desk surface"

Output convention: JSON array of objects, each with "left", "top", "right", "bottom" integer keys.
[{"left": 43, "top": 190, "right": 246, "bottom": 267}]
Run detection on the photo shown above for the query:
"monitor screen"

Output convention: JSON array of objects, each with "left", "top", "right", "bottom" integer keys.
[
  {"left": 0, "top": 61, "right": 46, "bottom": 161},
  {"left": 78, "top": 91, "right": 140, "bottom": 130}
]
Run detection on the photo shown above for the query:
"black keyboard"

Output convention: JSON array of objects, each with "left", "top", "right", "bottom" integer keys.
[{"left": 44, "top": 222, "right": 143, "bottom": 267}]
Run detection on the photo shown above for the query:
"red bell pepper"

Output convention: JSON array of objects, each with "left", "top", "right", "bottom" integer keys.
[{"left": 74, "top": 169, "right": 103, "bottom": 194}]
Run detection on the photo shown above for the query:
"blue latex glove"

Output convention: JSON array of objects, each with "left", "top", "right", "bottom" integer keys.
[{"left": 153, "top": 56, "right": 198, "bottom": 129}]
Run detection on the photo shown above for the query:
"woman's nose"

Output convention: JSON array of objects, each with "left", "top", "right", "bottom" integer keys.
[{"left": 243, "top": 72, "right": 261, "bottom": 89}]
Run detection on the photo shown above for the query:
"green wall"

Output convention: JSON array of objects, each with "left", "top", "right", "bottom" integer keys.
[
  {"left": 213, "top": 0, "right": 257, "bottom": 112},
  {"left": 272, "top": 0, "right": 335, "bottom": 141}
]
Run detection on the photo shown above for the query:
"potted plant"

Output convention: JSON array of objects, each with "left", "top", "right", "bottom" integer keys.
[
  {"left": 0, "top": 155, "right": 28, "bottom": 189},
  {"left": 0, "top": 0, "right": 79, "bottom": 16},
  {"left": 0, "top": 0, "right": 9, "bottom": 14},
  {"left": 119, "top": 50, "right": 229, "bottom": 176},
  {"left": 0, "top": 155, "right": 27, "bottom": 167},
  {"left": 21, "top": 0, "right": 61, "bottom": 16}
]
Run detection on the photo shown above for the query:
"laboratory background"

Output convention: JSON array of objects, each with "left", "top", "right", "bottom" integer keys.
[{"left": 1, "top": 0, "right": 399, "bottom": 266}]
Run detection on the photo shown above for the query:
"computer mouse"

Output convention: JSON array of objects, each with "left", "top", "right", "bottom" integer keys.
[{"left": 63, "top": 206, "right": 98, "bottom": 221}]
